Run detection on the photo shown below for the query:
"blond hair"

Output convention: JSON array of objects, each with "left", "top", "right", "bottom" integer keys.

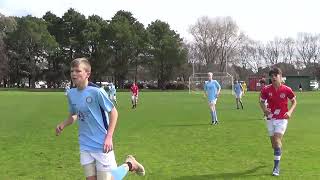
[{"left": 71, "top": 57, "right": 91, "bottom": 72}]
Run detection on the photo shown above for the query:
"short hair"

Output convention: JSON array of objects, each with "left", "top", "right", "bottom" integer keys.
[
  {"left": 260, "top": 78, "right": 266, "bottom": 84},
  {"left": 269, "top": 67, "right": 282, "bottom": 76},
  {"left": 71, "top": 57, "right": 91, "bottom": 72}
]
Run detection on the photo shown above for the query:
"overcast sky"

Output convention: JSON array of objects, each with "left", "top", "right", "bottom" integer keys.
[{"left": 1, "top": 0, "right": 319, "bottom": 42}]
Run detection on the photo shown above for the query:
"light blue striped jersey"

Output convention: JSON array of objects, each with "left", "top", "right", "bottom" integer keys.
[
  {"left": 204, "top": 80, "right": 221, "bottom": 101},
  {"left": 67, "top": 82, "right": 114, "bottom": 152}
]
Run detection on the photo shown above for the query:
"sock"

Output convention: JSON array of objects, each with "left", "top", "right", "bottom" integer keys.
[
  {"left": 210, "top": 111, "right": 215, "bottom": 122},
  {"left": 240, "top": 101, "right": 243, "bottom": 109},
  {"left": 213, "top": 110, "right": 218, "bottom": 122},
  {"left": 111, "top": 164, "right": 129, "bottom": 180},
  {"left": 274, "top": 147, "right": 281, "bottom": 169}
]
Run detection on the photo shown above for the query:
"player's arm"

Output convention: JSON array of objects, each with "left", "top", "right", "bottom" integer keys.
[
  {"left": 285, "top": 97, "right": 297, "bottom": 119},
  {"left": 56, "top": 113, "right": 77, "bottom": 136},
  {"left": 97, "top": 88, "right": 118, "bottom": 152},
  {"left": 203, "top": 83, "right": 207, "bottom": 97},
  {"left": 106, "top": 107, "right": 118, "bottom": 141},
  {"left": 259, "top": 90, "right": 270, "bottom": 116},
  {"left": 216, "top": 81, "right": 221, "bottom": 97}
]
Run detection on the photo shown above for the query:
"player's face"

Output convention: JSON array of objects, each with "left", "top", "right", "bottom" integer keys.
[
  {"left": 270, "top": 73, "right": 281, "bottom": 84},
  {"left": 208, "top": 74, "right": 213, "bottom": 80},
  {"left": 70, "top": 64, "right": 90, "bottom": 87}
]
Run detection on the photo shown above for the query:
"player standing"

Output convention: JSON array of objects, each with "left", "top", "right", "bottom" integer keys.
[
  {"left": 204, "top": 72, "right": 221, "bottom": 125},
  {"left": 108, "top": 83, "right": 117, "bottom": 106},
  {"left": 130, "top": 82, "right": 139, "bottom": 109},
  {"left": 234, "top": 80, "right": 244, "bottom": 109}
]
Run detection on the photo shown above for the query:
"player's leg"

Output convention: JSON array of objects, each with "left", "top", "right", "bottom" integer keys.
[
  {"left": 270, "top": 120, "right": 288, "bottom": 176},
  {"left": 131, "top": 95, "right": 135, "bottom": 108},
  {"left": 96, "top": 154, "right": 145, "bottom": 180},
  {"left": 239, "top": 93, "right": 244, "bottom": 109},
  {"left": 235, "top": 96, "right": 239, "bottom": 109},
  {"left": 81, "top": 151, "right": 97, "bottom": 180},
  {"left": 93, "top": 151, "right": 118, "bottom": 180},
  {"left": 209, "top": 100, "right": 218, "bottom": 124},
  {"left": 134, "top": 95, "right": 138, "bottom": 107}
]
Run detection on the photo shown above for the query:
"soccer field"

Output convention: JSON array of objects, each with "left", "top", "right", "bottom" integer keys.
[{"left": 0, "top": 91, "right": 319, "bottom": 180}]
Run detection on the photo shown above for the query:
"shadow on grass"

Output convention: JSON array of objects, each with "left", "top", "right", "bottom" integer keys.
[{"left": 173, "top": 165, "right": 268, "bottom": 180}]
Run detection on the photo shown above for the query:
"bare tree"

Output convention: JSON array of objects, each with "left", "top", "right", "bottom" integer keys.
[
  {"left": 296, "top": 33, "right": 319, "bottom": 68},
  {"left": 281, "top": 37, "right": 296, "bottom": 65},
  {"left": 189, "top": 16, "right": 241, "bottom": 72},
  {"left": 236, "top": 36, "right": 263, "bottom": 72}
]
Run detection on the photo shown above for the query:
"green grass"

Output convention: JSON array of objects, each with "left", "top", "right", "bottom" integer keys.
[{"left": 0, "top": 91, "right": 319, "bottom": 180}]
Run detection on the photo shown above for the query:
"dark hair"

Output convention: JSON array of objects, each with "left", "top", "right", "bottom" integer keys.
[
  {"left": 260, "top": 78, "right": 266, "bottom": 84},
  {"left": 269, "top": 67, "right": 282, "bottom": 76}
]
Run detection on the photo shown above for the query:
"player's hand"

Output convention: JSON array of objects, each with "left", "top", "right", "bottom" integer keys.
[
  {"left": 284, "top": 111, "right": 292, "bottom": 119},
  {"left": 103, "top": 135, "right": 113, "bottom": 153},
  {"left": 55, "top": 123, "right": 64, "bottom": 136},
  {"left": 263, "top": 108, "right": 271, "bottom": 116}
]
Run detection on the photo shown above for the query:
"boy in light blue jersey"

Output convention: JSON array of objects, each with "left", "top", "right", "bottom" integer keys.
[
  {"left": 107, "top": 83, "right": 117, "bottom": 106},
  {"left": 234, "top": 80, "right": 244, "bottom": 109},
  {"left": 55, "top": 58, "right": 145, "bottom": 180},
  {"left": 204, "top": 72, "right": 221, "bottom": 125}
]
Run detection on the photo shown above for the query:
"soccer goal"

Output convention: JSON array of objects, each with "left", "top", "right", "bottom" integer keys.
[{"left": 188, "top": 72, "right": 234, "bottom": 95}]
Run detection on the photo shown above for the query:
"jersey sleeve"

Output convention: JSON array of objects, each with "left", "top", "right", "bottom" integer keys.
[
  {"left": 97, "top": 88, "right": 114, "bottom": 113},
  {"left": 67, "top": 94, "right": 76, "bottom": 115}
]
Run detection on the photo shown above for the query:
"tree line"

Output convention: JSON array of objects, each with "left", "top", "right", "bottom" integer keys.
[
  {"left": 1, "top": 11, "right": 319, "bottom": 89},
  {"left": 0, "top": 9, "right": 187, "bottom": 89},
  {"left": 188, "top": 16, "right": 320, "bottom": 80}
]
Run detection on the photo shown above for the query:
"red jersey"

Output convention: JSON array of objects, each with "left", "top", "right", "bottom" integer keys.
[
  {"left": 130, "top": 84, "right": 139, "bottom": 96},
  {"left": 260, "top": 84, "right": 295, "bottom": 120}
]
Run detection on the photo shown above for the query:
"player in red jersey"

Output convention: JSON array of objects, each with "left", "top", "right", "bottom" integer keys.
[
  {"left": 259, "top": 67, "right": 297, "bottom": 176},
  {"left": 130, "top": 82, "right": 139, "bottom": 109}
]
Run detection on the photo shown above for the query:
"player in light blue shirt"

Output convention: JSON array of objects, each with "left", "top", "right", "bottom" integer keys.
[
  {"left": 55, "top": 58, "right": 145, "bottom": 180},
  {"left": 204, "top": 72, "right": 221, "bottom": 125},
  {"left": 234, "top": 80, "right": 244, "bottom": 109},
  {"left": 107, "top": 83, "right": 117, "bottom": 106}
]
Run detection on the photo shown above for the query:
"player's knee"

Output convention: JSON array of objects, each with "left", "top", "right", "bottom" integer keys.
[
  {"left": 83, "top": 162, "right": 96, "bottom": 178},
  {"left": 97, "top": 171, "right": 113, "bottom": 180}
]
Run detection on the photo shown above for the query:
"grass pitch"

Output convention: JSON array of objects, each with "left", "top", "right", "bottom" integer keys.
[{"left": 0, "top": 91, "right": 319, "bottom": 179}]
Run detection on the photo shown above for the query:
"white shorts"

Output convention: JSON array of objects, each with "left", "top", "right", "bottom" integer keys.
[
  {"left": 235, "top": 92, "right": 242, "bottom": 98},
  {"left": 80, "top": 151, "right": 117, "bottom": 172},
  {"left": 208, "top": 99, "right": 217, "bottom": 105},
  {"left": 131, "top": 95, "right": 138, "bottom": 101},
  {"left": 266, "top": 119, "right": 288, "bottom": 136}
]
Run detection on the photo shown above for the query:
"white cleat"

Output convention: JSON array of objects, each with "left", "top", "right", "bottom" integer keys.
[
  {"left": 126, "top": 155, "right": 145, "bottom": 176},
  {"left": 272, "top": 167, "right": 280, "bottom": 176}
]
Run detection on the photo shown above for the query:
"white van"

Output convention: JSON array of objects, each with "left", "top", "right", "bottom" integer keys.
[{"left": 310, "top": 80, "right": 319, "bottom": 90}]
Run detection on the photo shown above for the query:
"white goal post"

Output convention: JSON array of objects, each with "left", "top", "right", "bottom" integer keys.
[{"left": 188, "top": 72, "right": 234, "bottom": 94}]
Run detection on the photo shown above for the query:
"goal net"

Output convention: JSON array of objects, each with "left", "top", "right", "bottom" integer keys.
[{"left": 188, "top": 72, "right": 234, "bottom": 95}]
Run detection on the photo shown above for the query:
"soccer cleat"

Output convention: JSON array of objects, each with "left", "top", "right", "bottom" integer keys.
[
  {"left": 125, "top": 155, "right": 145, "bottom": 176},
  {"left": 272, "top": 167, "right": 280, "bottom": 176}
]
